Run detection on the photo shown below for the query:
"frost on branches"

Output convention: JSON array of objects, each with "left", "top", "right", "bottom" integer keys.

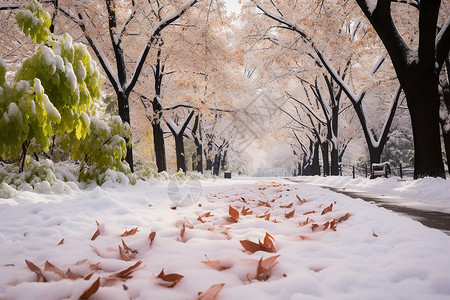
[{"left": 0, "top": 1, "right": 132, "bottom": 185}]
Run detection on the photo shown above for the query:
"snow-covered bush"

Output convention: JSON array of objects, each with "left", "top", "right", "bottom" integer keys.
[{"left": 0, "top": 1, "right": 134, "bottom": 185}]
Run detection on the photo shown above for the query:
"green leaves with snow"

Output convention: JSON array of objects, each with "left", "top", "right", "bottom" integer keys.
[{"left": 15, "top": 0, "right": 52, "bottom": 45}]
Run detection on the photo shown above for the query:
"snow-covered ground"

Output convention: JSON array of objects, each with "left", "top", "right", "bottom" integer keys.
[
  {"left": 298, "top": 175, "right": 450, "bottom": 213},
  {"left": 1, "top": 177, "right": 450, "bottom": 299}
]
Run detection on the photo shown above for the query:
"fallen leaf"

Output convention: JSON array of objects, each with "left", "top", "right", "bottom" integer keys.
[
  {"left": 201, "top": 212, "right": 213, "bottom": 218},
  {"left": 44, "top": 260, "right": 64, "bottom": 278},
  {"left": 298, "top": 235, "right": 310, "bottom": 240},
  {"left": 373, "top": 230, "right": 378, "bottom": 237},
  {"left": 119, "top": 245, "right": 132, "bottom": 261},
  {"left": 337, "top": 213, "right": 351, "bottom": 222},
  {"left": 114, "top": 261, "right": 142, "bottom": 279},
  {"left": 201, "top": 260, "right": 232, "bottom": 271},
  {"left": 299, "top": 217, "right": 311, "bottom": 226},
  {"left": 157, "top": 269, "right": 184, "bottom": 288},
  {"left": 261, "top": 232, "right": 276, "bottom": 253},
  {"left": 196, "top": 283, "right": 225, "bottom": 300},
  {"left": 240, "top": 240, "right": 262, "bottom": 254},
  {"left": 323, "top": 221, "right": 330, "bottom": 230},
  {"left": 227, "top": 205, "right": 239, "bottom": 223},
  {"left": 184, "top": 218, "right": 194, "bottom": 229},
  {"left": 296, "top": 195, "right": 307, "bottom": 204},
  {"left": 197, "top": 216, "right": 205, "bottom": 223},
  {"left": 58, "top": 238, "right": 64, "bottom": 246},
  {"left": 241, "top": 206, "right": 253, "bottom": 216},
  {"left": 91, "top": 228, "right": 100, "bottom": 241},
  {"left": 264, "top": 213, "right": 271, "bottom": 221},
  {"left": 121, "top": 239, "right": 138, "bottom": 254},
  {"left": 303, "top": 210, "right": 316, "bottom": 215},
  {"left": 121, "top": 227, "right": 138, "bottom": 237},
  {"left": 321, "top": 203, "right": 333, "bottom": 215},
  {"left": 80, "top": 277, "right": 100, "bottom": 299},
  {"left": 25, "top": 260, "right": 46, "bottom": 282},
  {"left": 89, "top": 263, "right": 101, "bottom": 271},
  {"left": 180, "top": 223, "right": 186, "bottom": 239},
  {"left": 149, "top": 231, "right": 156, "bottom": 246},
  {"left": 258, "top": 200, "right": 271, "bottom": 207},
  {"left": 249, "top": 255, "right": 280, "bottom": 281},
  {"left": 284, "top": 209, "right": 295, "bottom": 219},
  {"left": 311, "top": 223, "right": 319, "bottom": 231},
  {"left": 65, "top": 268, "right": 82, "bottom": 280},
  {"left": 84, "top": 273, "right": 94, "bottom": 280},
  {"left": 280, "top": 203, "right": 293, "bottom": 209},
  {"left": 90, "top": 245, "right": 105, "bottom": 258}
]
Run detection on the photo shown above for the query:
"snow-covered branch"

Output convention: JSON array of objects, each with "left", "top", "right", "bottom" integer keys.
[
  {"left": 287, "top": 92, "right": 326, "bottom": 125},
  {"left": 125, "top": 0, "right": 198, "bottom": 95}
]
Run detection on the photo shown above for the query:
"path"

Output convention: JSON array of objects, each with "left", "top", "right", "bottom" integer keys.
[{"left": 288, "top": 179, "right": 450, "bottom": 235}]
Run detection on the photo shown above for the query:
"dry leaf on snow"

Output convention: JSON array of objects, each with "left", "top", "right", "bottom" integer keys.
[
  {"left": 149, "top": 231, "right": 156, "bottom": 246},
  {"left": 25, "top": 260, "right": 46, "bottom": 282},
  {"left": 121, "top": 239, "right": 138, "bottom": 254},
  {"left": 58, "top": 238, "right": 64, "bottom": 246},
  {"left": 284, "top": 209, "right": 295, "bottom": 219},
  {"left": 119, "top": 245, "right": 132, "bottom": 261},
  {"left": 201, "top": 259, "right": 232, "bottom": 271},
  {"left": 248, "top": 255, "right": 280, "bottom": 281},
  {"left": 240, "top": 232, "right": 276, "bottom": 253},
  {"left": 157, "top": 269, "right": 184, "bottom": 288},
  {"left": 44, "top": 260, "right": 64, "bottom": 278},
  {"left": 321, "top": 203, "right": 333, "bottom": 215},
  {"left": 121, "top": 227, "right": 138, "bottom": 237},
  {"left": 226, "top": 205, "right": 239, "bottom": 223},
  {"left": 79, "top": 277, "right": 100, "bottom": 299},
  {"left": 196, "top": 283, "right": 225, "bottom": 300}
]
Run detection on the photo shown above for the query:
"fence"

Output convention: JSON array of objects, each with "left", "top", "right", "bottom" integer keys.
[{"left": 335, "top": 163, "right": 414, "bottom": 179}]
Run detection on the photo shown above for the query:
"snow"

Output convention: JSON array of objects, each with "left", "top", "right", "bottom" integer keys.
[
  {"left": 299, "top": 176, "right": 450, "bottom": 214},
  {"left": 1, "top": 177, "right": 450, "bottom": 299}
]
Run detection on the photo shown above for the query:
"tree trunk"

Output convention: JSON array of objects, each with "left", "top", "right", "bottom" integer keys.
[
  {"left": 403, "top": 63, "right": 445, "bottom": 178},
  {"left": 321, "top": 141, "right": 329, "bottom": 176},
  {"left": 117, "top": 92, "right": 134, "bottom": 172},
  {"left": 213, "top": 154, "right": 220, "bottom": 176},
  {"left": 311, "top": 142, "right": 320, "bottom": 175},
  {"left": 330, "top": 145, "right": 339, "bottom": 175},
  {"left": 175, "top": 134, "right": 186, "bottom": 172},
  {"left": 152, "top": 122, "right": 166, "bottom": 172},
  {"left": 192, "top": 115, "right": 203, "bottom": 173}
]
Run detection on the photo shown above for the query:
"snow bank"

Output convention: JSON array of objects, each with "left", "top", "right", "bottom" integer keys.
[{"left": 299, "top": 176, "right": 450, "bottom": 213}]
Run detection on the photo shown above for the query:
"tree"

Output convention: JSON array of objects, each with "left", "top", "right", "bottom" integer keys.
[
  {"left": 58, "top": 0, "right": 199, "bottom": 172},
  {"left": 166, "top": 110, "right": 194, "bottom": 172},
  {"left": 354, "top": 0, "right": 450, "bottom": 178}
]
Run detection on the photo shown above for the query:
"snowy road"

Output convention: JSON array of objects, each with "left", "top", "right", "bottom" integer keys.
[{"left": 1, "top": 178, "right": 450, "bottom": 299}]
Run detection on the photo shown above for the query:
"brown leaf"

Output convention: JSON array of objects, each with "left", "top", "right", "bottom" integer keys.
[
  {"left": 201, "top": 260, "right": 232, "bottom": 271},
  {"left": 284, "top": 209, "right": 295, "bottom": 219},
  {"left": 90, "top": 245, "right": 105, "bottom": 258},
  {"left": 372, "top": 230, "right": 378, "bottom": 237},
  {"left": 323, "top": 221, "right": 330, "bottom": 230},
  {"left": 264, "top": 213, "right": 271, "bottom": 221},
  {"left": 66, "top": 268, "right": 83, "bottom": 280},
  {"left": 149, "top": 231, "right": 156, "bottom": 246},
  {"left": 119, "top": 245, "right": 132, "bottom": 261},
  {"left": 114, "top": 261, "right": 142, "bottom": 279},
  {"left": 197, "top": 216, "right": 205, "bottom": 223},
  {"left": 196, "top": 283, "right": 226, "bottom": 300},
  {"left": 227, "top": 205, "right": 239, "bottom": 223},
  {"left": 298, "top": 235, "right": 310, "bottom": 240},
  {"left": 261, "top": 232, "right": 276, "bottom": 253},
  {"left": 180, "top": 223, "right": 186, "bottom": 239},
  {"left": 184, "top": 217, "right": 195, "bottom": 229},
  {"left": 311, "top": 223, "right": 319, "bottom": 231},
  {"left": 122, "top": 239, "right": 138, "bottom": 254},
  {"left": 299, "top": 217, "right": 311, "bottom": 226},
  {"left": 240, "top": 240, "right": 262, "bottom": 253},
  {"left": 241, "top": 206, "right": 253, "bottom": 216},
  {"left": 44, "top": 260, "right": 64, "bottom": 278},
  {"left": 330, "top": 220, "right": 337, "bottom": 231},
  {"left": 250, "top": 255, "right": 280, "bottom": 281},
  {"left": 321, "top": 203, "right": 333, "bottom": 215},
  {"left": 121, "top": 227, "right": 138, "bottom": 237},
  {"left": 201, "top": 212, "right": 213, "bottom": 218},
  {"left": 157, "top": 269, "right": 184, "bottom": 288},
  {"left": 303, "top": 210, "right": 316, "bottom": 215},
  {"left": 257, "top": 200, "right": 271, "bottom": 207},
  {"left": 80, "top": 277, "right": 100, "bottom": 299},
  {"left": 58, "top": 238, "right": 64, "bottom": 246},
  {"left": 84, "top": 273, "right": 94, "bottom": 280},
  {"left": 296, "top": 195, "right": 307, "bottom": 204},
  {"left": 280, "top": 203, "right": 293, "bottom": 209},
  {"left": 25, "top": 260, "right": 46, "bottom": 282},
  {"left": 337, "top": 213, "right": 351, "bottom": 223},
  {"left": 91, "top": 228, "right": 100, "bottom": 241},
  {"left": 89, "top": 263, "right": 101, "bottom": 271}
]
